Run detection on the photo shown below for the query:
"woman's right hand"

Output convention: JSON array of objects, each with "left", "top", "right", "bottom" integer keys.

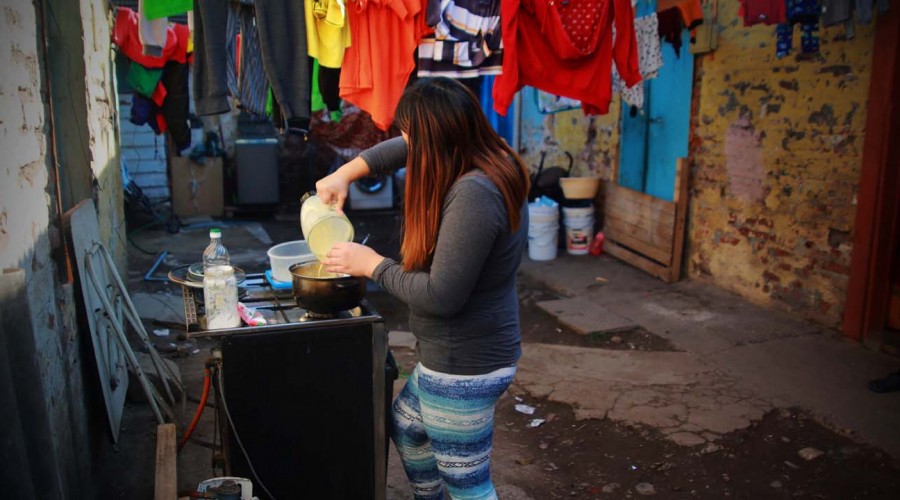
[
  {"left": 315, "top": 156, "right": 371, "bottom": 212},
  {"left": 315, "top": 170, "right": 351, "bottom": 212}
]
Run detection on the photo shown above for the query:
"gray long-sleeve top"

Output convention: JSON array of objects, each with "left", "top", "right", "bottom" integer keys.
[{"left": 361, "top": 137, "right": 527, "bottom": 375}]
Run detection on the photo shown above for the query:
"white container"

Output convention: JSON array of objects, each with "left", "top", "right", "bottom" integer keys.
[
  {"left": 563, "top": 206, "right": 595, "bottom": 255},
  {"left": 300, "top": 194, "right": 355, "bottom": 261},
  {"left": 203, "top": 265, "right": 240, "bottom": 329},
  {"left": 528, "top": 205, "right": 559, "bottom": 261},
  {"left": 267, "top": 240, "right": 314, "bottom": 282}
]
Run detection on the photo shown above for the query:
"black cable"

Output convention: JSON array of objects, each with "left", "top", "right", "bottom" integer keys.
[{"left": 216, "top": 367, "right": 277, "bottom": 500}]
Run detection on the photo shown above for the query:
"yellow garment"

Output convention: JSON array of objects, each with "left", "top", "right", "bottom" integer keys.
[{"left": 305, "top": 0, "right": 351, "bottom": 68}]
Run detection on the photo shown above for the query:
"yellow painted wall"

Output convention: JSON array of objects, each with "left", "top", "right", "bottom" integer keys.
[
  {"left": 688, "top": 2, "right": 875, "bottom": 327},
  {"left": 518, "top": 87, "right": 622, "bottom": 181}
]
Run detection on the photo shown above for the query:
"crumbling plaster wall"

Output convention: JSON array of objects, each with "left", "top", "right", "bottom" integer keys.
[
  {"left": 0, "top": 0, "right": 123, "bottom": 496},
  {"left": 518, "top": 87, "right": 622, "bottom": 181},
  {"left": 688, "top": 2, "right": 874, "bottom": 327},
  {"left": 81, "top": 0, "right": 125, "bottom": 273}
]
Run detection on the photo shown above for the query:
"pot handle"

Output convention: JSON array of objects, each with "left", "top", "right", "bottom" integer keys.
[{"left": 335, "top": 281, "right": 360, "bottom": 289}]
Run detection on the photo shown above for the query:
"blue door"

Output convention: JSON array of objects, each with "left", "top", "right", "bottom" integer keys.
[{"left": 619, "top": 26, "right": 694, "bottom": 201}]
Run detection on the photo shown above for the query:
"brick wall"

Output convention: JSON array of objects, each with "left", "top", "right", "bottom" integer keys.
[{"left": 688, "top": 2, "right": 875, "bottom": 327}]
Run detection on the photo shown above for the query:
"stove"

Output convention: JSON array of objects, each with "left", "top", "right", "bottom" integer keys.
[
  {"left": 184, "top": 272, "right": 382, "bottom": 338},
  {"left": 181, "top": 272, "right": 394, "bottom": 500}
]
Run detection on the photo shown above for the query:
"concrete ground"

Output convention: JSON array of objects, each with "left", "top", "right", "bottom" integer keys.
[
  {"left": 518, "top": 254, "right": 900, "bottom": 458},
  {"left": 106, "top": 217, "right": 900, "bottom": 498}
]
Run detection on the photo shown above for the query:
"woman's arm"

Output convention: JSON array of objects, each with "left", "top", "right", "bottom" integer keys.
[
  {"left": 359, "top": 136, "right": 408, "bottom": 176},
  {"left": 372, "top": 177, "right": 504, "bottom": 318},
  {"left": 316, "top": 136, "right": 408, "bottom": 210}
]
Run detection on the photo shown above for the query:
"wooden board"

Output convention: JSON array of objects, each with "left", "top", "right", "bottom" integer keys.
[
  {"left": 603, "top": 158, "right": 690, "bottom": 283},
  {"left": 65, "top": 199, "right": 129, "bottom": 443},
  {"left": 605, "top": 214, "right": 674, "bottom": 262},
  {"left": 668, "top": 158, "right": 691, "bottom": 282},
  {"left": 155, "top": 424, "right": 177, "bottom": 500},
  {"left": 605, "top": 240, "right": 671, "bottom": 281}
]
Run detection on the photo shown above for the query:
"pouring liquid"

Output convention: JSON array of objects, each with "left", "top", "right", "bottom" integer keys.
[{"left": 308, "top": 216, "right": 355, "bottom": 263}]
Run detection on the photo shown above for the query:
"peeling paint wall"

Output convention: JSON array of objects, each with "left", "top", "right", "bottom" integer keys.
[
  {"left": 1, "top": 1, "right": 71, "bottom": 496},
  {"left": 518, "top": 87, "right": 622, "bottom": 181},
  {"left": 688, "top": 2, "right": 873, "bottom": 327},
  {"left": 0, "top": 0, "right": 122, "bottom": 496},
  {"left": 81, "top": 0, "right": 125, "bottom": 274}
]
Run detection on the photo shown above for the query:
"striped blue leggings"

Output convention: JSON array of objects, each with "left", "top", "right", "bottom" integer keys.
[{"left": 391, "top": 363, "right": 516, "bottom": 500}]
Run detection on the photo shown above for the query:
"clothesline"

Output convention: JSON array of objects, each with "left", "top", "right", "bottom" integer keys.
[{"left": 114, "top": 0, "right": 889, "bottom": 140}]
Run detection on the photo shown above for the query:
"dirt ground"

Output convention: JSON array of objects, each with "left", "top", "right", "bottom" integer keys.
[{"left": 98, "top": 217, "right": 900, "bottom": 499}]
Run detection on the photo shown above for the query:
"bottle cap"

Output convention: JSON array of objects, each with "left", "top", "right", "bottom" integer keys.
[{"left": 210, "top": 228, "right": 222, "bottom": 238}]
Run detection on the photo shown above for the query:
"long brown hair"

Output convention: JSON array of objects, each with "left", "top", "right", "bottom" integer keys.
[{"left": 394, "top": 77, "right": 530, "bottom": 271}]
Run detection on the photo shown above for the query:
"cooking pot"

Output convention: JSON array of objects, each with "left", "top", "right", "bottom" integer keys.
[{"left": 289, "top": 262, "right": 366, "bottom": 314}]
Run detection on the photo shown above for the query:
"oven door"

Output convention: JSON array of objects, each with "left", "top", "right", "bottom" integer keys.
[{"left": 220, "top": 321, "right": 389, "bottom": 499}]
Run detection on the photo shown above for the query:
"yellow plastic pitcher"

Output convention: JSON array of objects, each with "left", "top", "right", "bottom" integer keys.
[{"left": 300, "top": 192, "right": 355, "bottom": 262}]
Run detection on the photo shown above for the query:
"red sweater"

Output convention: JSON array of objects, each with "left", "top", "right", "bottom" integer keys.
[
  {"left": 112, "top": 7, "right": 190, "bottom": 69},
  {"left": 493, "top": 0, "right": 641, "bottom": 116}
]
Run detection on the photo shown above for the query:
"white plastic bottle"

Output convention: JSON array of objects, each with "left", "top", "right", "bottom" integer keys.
[{"left": 203, "top": 229, "right": 240, "bottom": 329}]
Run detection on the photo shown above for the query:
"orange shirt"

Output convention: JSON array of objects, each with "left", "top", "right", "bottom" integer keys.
[{"left": 340, "top": 0, "right": 425, "bottom": 131}]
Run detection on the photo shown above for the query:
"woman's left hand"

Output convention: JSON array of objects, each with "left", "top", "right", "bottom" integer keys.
[{"left": 323, "top": 242, "right": 385, "bottom": 278}]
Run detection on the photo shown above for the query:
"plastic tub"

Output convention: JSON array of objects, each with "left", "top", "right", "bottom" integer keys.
[
  {"left": 267, "top": 240, "right": 315, "bottom": 282},
  {"left": 560, "top": 177, "right": 601, "bottom": 200}
]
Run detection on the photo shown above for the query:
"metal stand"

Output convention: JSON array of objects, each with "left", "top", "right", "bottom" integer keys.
[{"left": 84, "top": 243, "right": 185, "bottom": 425}]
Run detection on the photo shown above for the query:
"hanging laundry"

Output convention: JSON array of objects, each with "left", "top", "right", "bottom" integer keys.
[
  {"left": 658, "top": 0, "right": 704, "bottom": 31},
  {"left": 656, "top": 7, "right": 685, "bottom": 57},
  {"left": 340, "top": 0, "right": 425, "bottom": 130},
  {"left": 193, "top": 0, "right": 230, "bottom": 116},
  {"left": 613, "top": 13, "right": 663, "bottom": 110},
  {"left": 143, "top": 0, "right": 193, "bottom": 19},
  {"left": 821, "top": 0, "right": 853, "bottom": 24},
  {"left": 113, "top": 7, "right": 191, "bottom": 68},
  {"left": 856, "top": 0, "right": 890, "bottom": 24},
  {"left": 254, "top": 1, "right": 311, "bottom": 129},
  {"left": 126, "top": 63, "right": 164, "bottom": 98},
  {"left": 130, "top": 93, "right": 168, "bottom": 135},
  {"left": 194, "top": 0, "right": 310, "bottom": 126},
  {"left": 306, "top": 0, "right": 352, "bottom": 69},
  {"left": 225, "top": 2, "right": 269, "bottom": 116},
  {"left": 425, "top": 0, "right": 442, "bottom": 26},
  {"left": 139, "top": 0, "right": 168, "bottom": 57},
  {"left": 417, "top": 0, "right": 503, "bottom": 78},
  {"left": 739, "top": 0, "right": 787, "bottom": 26},
  {"left": 821, "top": 0, "right": 856, "bottom": 39},
  {"left": 493, "top": 0, "right": 641, "bottom": 117},
  {"left": 318, "top": 64, "right": 343, "bottom": 119},
  {"left": 776, "top": 0, "right": 820, "bottom": 59},
  {"left": 160, "top": 62, "right": 192, "bottom": 151},
  {"left": 691, "top": 0, "right": 718, "bottom": 54}
]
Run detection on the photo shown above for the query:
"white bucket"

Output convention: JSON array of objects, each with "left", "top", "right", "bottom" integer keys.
[
  {"left": 528, "top": 205, "right": 559, "bottom": 261},
  {"left": 563, "top": 206, "right": 595, "bottom": 255}
]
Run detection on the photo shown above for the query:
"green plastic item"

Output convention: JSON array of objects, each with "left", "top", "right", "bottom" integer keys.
[
  {"left": 143, "top": 0, "right": 193, "bottom": 20},
  {"left": 311, "top": 59, "right": 326, "bottom": 113},
  {"left": 126, "top": 63, "right": 164, "bottom": 98}
]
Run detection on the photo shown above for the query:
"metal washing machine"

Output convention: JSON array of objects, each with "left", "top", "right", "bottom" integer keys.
[{"left": 348, "top": 173, "right": 394, "bottom": 211}]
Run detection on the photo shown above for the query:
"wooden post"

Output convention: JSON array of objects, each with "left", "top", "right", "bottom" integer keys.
[
  {"left": 155, "top": 423, "right": 177, "bottom": 500},
  {"left": 843, "top": 6, "right": 900, "bottom": 339},
  {"left": 669, "top": 158, "right": 690, "bottom": 282}
]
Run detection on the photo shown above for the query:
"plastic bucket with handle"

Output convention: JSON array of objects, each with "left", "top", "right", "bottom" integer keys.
[{"left": 528, "top": 204, "right": 559, "bottom": 261}]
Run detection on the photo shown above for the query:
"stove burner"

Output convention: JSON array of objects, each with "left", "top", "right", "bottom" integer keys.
[{"left": 300, "top": 311, "right": 337, "bottom": 322}]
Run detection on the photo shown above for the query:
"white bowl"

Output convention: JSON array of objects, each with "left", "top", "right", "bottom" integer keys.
[{"left": 267, "top": 240, "right": 315, "bottom": 282}]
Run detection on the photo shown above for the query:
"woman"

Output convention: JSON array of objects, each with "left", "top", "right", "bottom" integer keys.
[{"left": 317, "top": 77, "right": 530, "bottom": 500}]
